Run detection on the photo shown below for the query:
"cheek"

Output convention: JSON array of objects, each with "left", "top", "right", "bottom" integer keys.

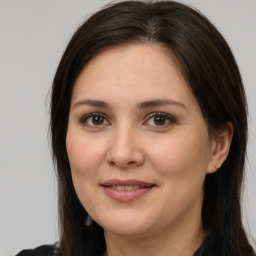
[
  {"left": 146, "top": 129, "right": 211, "bottom": 201},
  {"left": 66, "top": 132, "right": 106, "bottom": 206},
  {"left": 149, "top": 130, "right": 211, "bottom": 175},
  {"left": 147, "top": 132, "right": 209, "bottom": 219},
  {"left": 66, "top": 132, "right": 104, "bottom": 177}
]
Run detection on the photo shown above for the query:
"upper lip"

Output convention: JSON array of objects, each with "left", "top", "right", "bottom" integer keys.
[{"left": 101, "top": 179, "right": 155, "bottom": 187}]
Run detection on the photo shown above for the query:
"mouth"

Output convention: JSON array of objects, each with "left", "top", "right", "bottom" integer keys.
[
  {"left": 101, "top": 179, "right": 156, "bottom": 202},
  {"left": 105, "top": 185, "right": 153, "bottom": 191}
]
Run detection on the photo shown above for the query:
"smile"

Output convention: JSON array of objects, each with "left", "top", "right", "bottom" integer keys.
[
  {"left": 108, "top": 185, "right": 147, "bottom": 190},
  {"left": 101, "top": 179, "right": 156, "bottom": 202}
]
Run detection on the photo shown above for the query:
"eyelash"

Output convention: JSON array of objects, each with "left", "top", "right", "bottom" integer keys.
[
  {"left": 80, "top": 112, "right": 110, "bottom": 127},
  {"left": 145, "top": 112, "right": 176, "bottom": 127},
  {"left": 80, "top": 112, "right": 176, "bottom": 127}
]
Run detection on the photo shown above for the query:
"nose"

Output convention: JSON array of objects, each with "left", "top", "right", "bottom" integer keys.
[{"left": 106, "top": 126, "right": 145, "bottom": 169}]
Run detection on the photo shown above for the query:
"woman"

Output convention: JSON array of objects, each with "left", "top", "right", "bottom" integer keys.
[{"left": 17, "top": 1, "right": 255, "bottom": 256}]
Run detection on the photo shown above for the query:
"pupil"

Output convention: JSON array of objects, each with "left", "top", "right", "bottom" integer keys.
[
  {"left": 92, "top": 116, "right": 103, "bottom": 125},
  {"left": 154, "top": 116, "right": 166, "bottom": 125}
]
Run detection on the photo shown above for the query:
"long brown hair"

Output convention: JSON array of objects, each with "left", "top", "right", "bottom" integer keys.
[{"left": 50, "top": 1, "right": 254, "bottom": 255}]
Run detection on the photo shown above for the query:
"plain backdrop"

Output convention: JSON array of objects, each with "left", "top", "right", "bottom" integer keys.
[{"left": 0, "top": 1, "right": 255, "bottom": 255}]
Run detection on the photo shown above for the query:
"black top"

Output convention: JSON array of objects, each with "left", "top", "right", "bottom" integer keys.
[
  {"left": 15, "top": 239, "right": 256, "bottom": 256},
  {"left": 15, "top": 245, "right": 56, "bottom": 256}
]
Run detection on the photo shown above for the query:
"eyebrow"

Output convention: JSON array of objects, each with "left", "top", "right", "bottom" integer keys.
[
  {"left": 138, "top": 99, "right": 186, "bottom": 109},
  {"left": 72, "top": 98, "right": 186, "bottom": 110},
  {"left": 72, "top": 99, "right": 110, "bottom": 109}
]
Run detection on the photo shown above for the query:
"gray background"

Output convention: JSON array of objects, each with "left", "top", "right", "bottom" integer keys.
[{"left": 0, "top": 1, "right": 255, "bottom": 255}]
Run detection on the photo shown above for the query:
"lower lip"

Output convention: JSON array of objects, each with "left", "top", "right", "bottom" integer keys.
[{"left": 102, "top": 186, "right": 154, "bottom": 202}]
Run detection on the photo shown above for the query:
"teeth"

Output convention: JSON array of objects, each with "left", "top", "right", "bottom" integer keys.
[
  {"left": 125, "top": 185, "right": 140, "bottom": 190},
  {"left": 116, "top": 185, "right": 124, "bottom": 191},
  {"left": 112, "top": 185, "right": 141, "bottom": 190}
]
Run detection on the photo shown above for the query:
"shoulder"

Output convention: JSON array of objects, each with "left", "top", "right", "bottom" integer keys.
[{"left": 15, "top": 244, "right": 56, "bottom": 256}]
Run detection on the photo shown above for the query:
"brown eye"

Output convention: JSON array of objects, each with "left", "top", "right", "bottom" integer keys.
[
  {"left": 153, "top": 116, "right": 167, "bottom": 126},
  {"left": 145, "top": 113, "right": 175, "bottom": 127},
  {"left": 81, "top": 113, "right": 109, "bottom": 127},
  {"left": 92, "top": 115, "right": 104, "bottom": 125}
]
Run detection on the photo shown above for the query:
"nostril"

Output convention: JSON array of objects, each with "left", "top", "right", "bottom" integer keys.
[{"left": 127, "top": 161, "right": 136, "bottom": 165}]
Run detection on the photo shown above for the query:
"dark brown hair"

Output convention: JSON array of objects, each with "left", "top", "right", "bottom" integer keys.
[{"left": 50, "top": 1, "right": 254, "bottom": 255}]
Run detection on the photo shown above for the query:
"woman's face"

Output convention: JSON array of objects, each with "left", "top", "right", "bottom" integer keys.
[{"left": 66, "top": 43, "right": 217, "bottom": 239}]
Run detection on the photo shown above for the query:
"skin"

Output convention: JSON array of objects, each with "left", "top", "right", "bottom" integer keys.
[{"left": 66, "top": 43, "right": 233, "bottom": 256}]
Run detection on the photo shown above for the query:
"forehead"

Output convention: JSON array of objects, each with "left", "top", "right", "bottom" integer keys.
[
  {"left": 83, "top": 43, "right": 181, "bottom": 76},
  {"left": 72, "top": 43, "right": 191, "bottom": 101}
]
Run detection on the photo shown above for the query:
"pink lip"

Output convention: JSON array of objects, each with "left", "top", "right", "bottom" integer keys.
[
  {"left": 101, "top": 179, "right": 154, "bottom": 187},
  {"left": 101, "top": 179, "right": 156, "bottom": 202}
]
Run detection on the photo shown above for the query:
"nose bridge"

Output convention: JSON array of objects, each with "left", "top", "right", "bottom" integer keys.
[{"left": 106, "top": 122, "right": 144, "bottom": 168}]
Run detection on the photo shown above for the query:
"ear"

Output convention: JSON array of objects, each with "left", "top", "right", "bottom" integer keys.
[{"left": 207, "top": 122, "right": 233, "bottom": 174}]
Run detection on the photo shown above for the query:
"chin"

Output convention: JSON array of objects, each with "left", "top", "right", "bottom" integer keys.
[
  {"left": 98, "top": 211, "right": 154, "bottom": 238},
  {"left": 104, "top": 223, "right": 151, "bottom": 238}
]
